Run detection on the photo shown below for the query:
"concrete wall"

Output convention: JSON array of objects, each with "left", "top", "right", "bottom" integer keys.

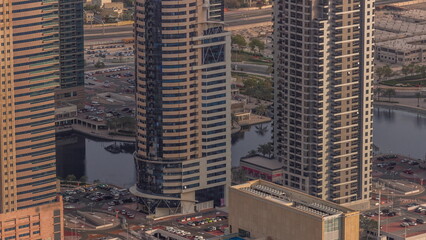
[
  {"left": 0, "top": 200, "right": 63, "bottom": 240},
  {"left": 229, "top": 186, "right": 360, "bottom": 240},
  {"left": 229, "top": 187, "right": 324, "bottom": 240}
]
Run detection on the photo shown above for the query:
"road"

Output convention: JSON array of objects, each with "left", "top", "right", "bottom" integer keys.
[
  {"left": 85, "top": 0, "right": 412, "bottom": 41},
  {"left": 232, "top": 62, "right": 270, "bottom": 76},
  {"left": 85, "top": 8, "right": 272, "bottom": 41}
]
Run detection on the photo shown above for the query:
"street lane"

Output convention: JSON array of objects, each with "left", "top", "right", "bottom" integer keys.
[{"left": 84, "top": 0, "right": 411, "bottom": 41}]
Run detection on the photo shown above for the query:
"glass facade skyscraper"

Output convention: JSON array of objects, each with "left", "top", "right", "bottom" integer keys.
[
  {"left": 56, "top": 0, "right": 85, "bottom": 107},
  {"left": 131, "top": 0, "right": 232, "bottom": 217}
]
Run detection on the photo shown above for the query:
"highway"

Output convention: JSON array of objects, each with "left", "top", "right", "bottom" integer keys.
[
  {"left": 85, "top": 8, "right": 272, "bottom": 41},
  {"left": 85, "top": 0, "right": 413, "bottom": 41}
]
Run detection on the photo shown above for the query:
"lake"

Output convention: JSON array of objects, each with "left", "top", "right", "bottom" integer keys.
[{"left": 55, "top": 107, "right": 426, "bottom": 187}]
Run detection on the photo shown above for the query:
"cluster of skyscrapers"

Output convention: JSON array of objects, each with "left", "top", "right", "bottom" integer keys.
[
  {"left": 0, "top": 0, "right": 374, "bottom": 236},
  {"left": 132, "top": 0, "right": 375, "bottom": 216}
]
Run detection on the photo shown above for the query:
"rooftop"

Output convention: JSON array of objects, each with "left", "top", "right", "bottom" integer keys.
[
  {"left": 377, "top": 35, "right": 426, "bottom": 52},
  {"left": 240, "top": 155, "right": 282, "bottom": 170},
  {"left": 232, "top": 180, "right": 357, "bottom": 218}
]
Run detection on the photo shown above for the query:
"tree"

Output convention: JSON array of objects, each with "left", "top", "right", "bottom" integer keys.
[
  {"left": 242, "top": 77, "right": 273, "bottom": 101},
  {"left": 79, "top": 176, "right": 88, "bottom": 183},
  {"left": 231, "top": 34, "right": 247, "bottom": 50},
  {"left": 384, "top": 88, "right": 396, "bottom": 102},
  {"left": 254, "top": 104, "right": 267, "bottom": 116},
  {"left": 94, "top": 60, "right": 105, "bottom": 68},
  {"left": 107, "top": 118, "right": 118, "bottom": 131},
  {"left": 416, "top": 92, "right": 422, "bottom": 107},
  {"left": 416, "top": 65, "right": 426, "bottom": 78},
  {"left": 231, "top": 35, "right": 247, "bottom": 62},
  {"left": 66, "top": 174, "right": 77, "bottom": 182},
  {"left": 376, "top": 65, "right": 393, "bottom": 82},
  {"left": 249, "top": 38, "right": 265, "bottom": 53},
  {"left": 360, "top": 215, "right": 377, "bottom": 240},
  {"left": 121, "top": 10, "right": 134, "bottom": 21},
  {"left": 118, "top": 116, "right": 136, "bottom": 130},
  {"left": 374, "top": 87, "right": 383, "bottom": 101},
  {"left": 246, "top": 149, "right": 258, "bottom": 157},
  {"left": 231, "top": 113, "right": 240, "bottom": 128},
  {"left": 231, "top": 167, "right": 247, "bottom": 184},
  {"left": 224, "top": 0, "right": 247, "bottom": 8},
  {"left": 401, "top": 63, "right": 416, "bottom": 79},
  {"left": 257, "top": 142, "right": 273, "bottom": 158},
  {"left": 84, "top": 4, "right": 102, "bottom": 14},
  {"left": 123, "top": 0, "right": 136, "bottom": 7}
]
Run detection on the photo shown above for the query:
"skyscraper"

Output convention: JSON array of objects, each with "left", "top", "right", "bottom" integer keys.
[
  {"left": 130, "top": 0, "right": 232, "bottom": 217},
  {"left": 0, "top": 1, "right": 63, "bottom": 239},
  {"left": 273, "top": 0, "right": 374, "bottom": 208},
  {"left": 56, "top": 0, "right": 85, "bottom": 107}
]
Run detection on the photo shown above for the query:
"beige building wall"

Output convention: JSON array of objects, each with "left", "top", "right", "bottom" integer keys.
[
  {"left": 273, "top": 0, "right": 374, "bottom": 208},
  {"left": 0, "top": 199, "right": 63, "bottom": 240},
  {"left": 229, "top": 181, "right": 360, "bottom": 240},
  {"left": 0, "top": 1, "right": 64, "bottom": 239},
  {"left": 229, "top": 188, "right": 323, "bottom": 240}
]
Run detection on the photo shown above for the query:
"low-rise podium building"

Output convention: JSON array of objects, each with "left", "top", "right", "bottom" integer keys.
[{"left": 229, "top": 180, "right": 360, "bottom": 240}]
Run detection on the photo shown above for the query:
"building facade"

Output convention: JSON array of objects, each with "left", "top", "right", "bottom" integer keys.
[
  {"left": 0, "top": 0, "right": 64, "bottom": 239},
  {"left": 57, "top": 0, "right": 85, "bottom": 107},
  {"left": 131, "top": 0, "right": 232, "bottom": 217},
  {"left": 273, "top": 0, "right": 374, "bottom": 208},
  {"left": 229, "top": 180, "right": 360, "bottom": 240},
  {"left": 240, "top": 155, "right": 283, "bottom": 184}
]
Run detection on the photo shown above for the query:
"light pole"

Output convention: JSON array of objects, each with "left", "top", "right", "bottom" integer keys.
[{"left": 377, "top": 190, "right": 381, "bottom": 240}]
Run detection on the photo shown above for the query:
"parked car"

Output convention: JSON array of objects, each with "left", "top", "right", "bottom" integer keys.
[
  {"left": 388, "top": 212, "right": 396, "bottom": 217},
  {"left": 410, "top": 161, "right": 419, "bottom": 165},
  {"left": 417, "top": 219, "right": 425, "bottom": 224},
  {"left": 401, "top": 222, "right": 409, "bottom": 227}
]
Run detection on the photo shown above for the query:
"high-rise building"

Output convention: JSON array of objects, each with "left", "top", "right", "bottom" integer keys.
[
  {"left": 56, "top": 0, "right": 85, "bottom": 107},
  {"left": 273, "top": 0, "right": 374, "bottom": 208},
  {"left": 229, "top": 180, "right": 360, "bottom": 240},
  {"left": 130, "top": 0, "right": 232, "bottom": 217},
  {"left": 0, "top": 1, "right": 64, "bottom": 239}
]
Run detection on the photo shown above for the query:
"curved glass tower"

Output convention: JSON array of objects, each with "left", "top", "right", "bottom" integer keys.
[{"left": 131, "top": 0, "right": 231, "bottom": 217}]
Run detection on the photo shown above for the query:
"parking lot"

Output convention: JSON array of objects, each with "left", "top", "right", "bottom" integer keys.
[
  {"left": 373, "top": 154, "right": 426, "bottom": 184},
  {"left": 365, "top": 202, "right": 426, "bottom": 238},
  {"left": 85, "top": 43, "right": 134, "bottom": 64},
  {"left": 62, "top": 184, "right": 229, "bottom": 240}
]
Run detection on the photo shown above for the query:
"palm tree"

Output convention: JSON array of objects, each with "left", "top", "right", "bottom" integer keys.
[
  {"left": 79, "top": 176, "right": 88, "bottom": 183},
  {"left": 360, "top": 215, "right": 377, "bottom": 240},
  {"left": 255, "top": 104, "right": 267, "bottom": 116},
  {"left": 246, "top": 150, "right": 258, "bottom": 157},
  {"left": 384, "top": 88, "right": 396, "bottom": 102},
  {"left": 231, "top": 113, "right": 240, "bottom": 128},
  {"left": 374, "top": 87, "right": 383, "bottom": 101},
  {"left": 416, "top": 92, "right": 422, "bottom": 107},
  {"left": 66, "top": 174, "right": 77, "bottom": 182},
  {"left": 257, "top": 142, "right": 273, "bottom": 158}
]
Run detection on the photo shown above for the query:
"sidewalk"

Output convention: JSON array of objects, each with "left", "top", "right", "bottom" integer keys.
[{"left": 69, "top": 124, "right": 135, "bottom": 142}]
